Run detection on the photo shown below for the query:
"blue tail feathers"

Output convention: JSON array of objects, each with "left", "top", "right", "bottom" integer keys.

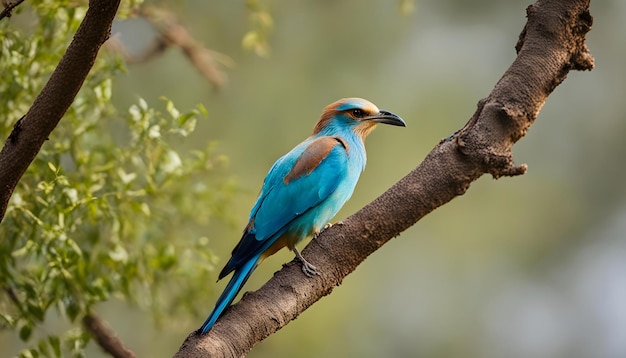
[{"left": 198, "top": 254, "right": 261, "bottom": 334}]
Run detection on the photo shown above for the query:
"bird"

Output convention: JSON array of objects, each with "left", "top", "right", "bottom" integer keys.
[{"left": 198, "top": 98, "right": 405, "bottom": 334}]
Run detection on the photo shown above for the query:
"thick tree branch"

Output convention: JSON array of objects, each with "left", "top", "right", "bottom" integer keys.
[
  {"left": 174, "top": 0, "right": 593, "bottom": 356},
  {"left": 0, "top": 0, "right": 121, "bottom": 222}
]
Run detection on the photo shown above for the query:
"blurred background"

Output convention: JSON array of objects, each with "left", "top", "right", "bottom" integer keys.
[{"left": 9, "top": 0, "right": 626, "bottom": 356}]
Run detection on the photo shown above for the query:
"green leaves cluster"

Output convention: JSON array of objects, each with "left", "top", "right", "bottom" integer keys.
[
  {"left": 242, "top": 0, "right": 274, "bottom": 57},
  {"left": 1, "top": 1, "right": 232, "bottom": 356}
]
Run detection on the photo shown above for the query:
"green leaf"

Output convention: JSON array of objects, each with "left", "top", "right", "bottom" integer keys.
[
  {"left": 0, "top": 312, "right": 15, "bottom": 326},
  {"left": 19, "top": 324, "right": 33, "bottom": 341},
  {"left": 138, "top": 97, "right": 148, "bottom": 111},
  {"left": 148, "top": 124, "right": 161, "bottom": 139},
  {"left": 18, "top": 349, "right": 38, "bottom": 358},
  {"left": 242, "top": 30, "right": 260, "bottom": 50},
  {"left": 109, "top": 245, "right": 128, "bottom": 263},
  {"left": 12, "top": 240, "right": 37, "bottom": 257},
  {"left": 48, "top": 335, "right": 62, "bottom": 358},
  {"left": 117, "top": 168, "right": 137, "bottom": 185},
  {"left": 165, "top": 98, "right": 180, "bottom": 119},
  {"left": 63, "top": 187, "right": 78, "bottom": 205},
  {"left": 196, "top": 103, "right": 208, "bottom": 117},
  {"left": 37, "top": 340, "right": 50, "bottom": 356},
  {"left": 27, "top": 300, "right": 45, "bottom": 321},
  {"left": 177, "top": 112, "right": 195, "bottom": 126},
  {"left": 129, "top": 104, "right": 141, "bottom": 121},
  {"left": 65, "top": 300, "right": 80, "bottom": 322},
  {"left": 65, "top": 238, "right": 83, "bottom": 257}
]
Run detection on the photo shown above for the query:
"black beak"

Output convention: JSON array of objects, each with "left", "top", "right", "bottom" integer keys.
[{"left": 366, "top": 110, "right": 406, "bottom": 127}]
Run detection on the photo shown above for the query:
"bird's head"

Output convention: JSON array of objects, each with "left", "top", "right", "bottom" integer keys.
[{"left": 313, "top": 98, "right": 406, "bottom": 140}]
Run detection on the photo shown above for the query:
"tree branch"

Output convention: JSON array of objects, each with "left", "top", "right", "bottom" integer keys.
[
  {"left": 82, "top": 313, "right": 137, "bottom": 358},
  {"left": 0, "top": 0, "right": 121, "bottom": 223},
  {"left": 106, "top": 6, "right": 231, "bottom": 89},
  {"left": 139, "top": 6, "right": 230, "bottom": 90},
  {"left": 0, "top": 0, "right": 25, "bottom": 20},
  {"left": 174, "top": 0, "right": 594, "bottom": 356}
]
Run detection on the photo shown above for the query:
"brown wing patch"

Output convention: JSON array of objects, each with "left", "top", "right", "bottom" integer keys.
[{"left": 283, "top": 136, "right": 346, "bottom": 184}]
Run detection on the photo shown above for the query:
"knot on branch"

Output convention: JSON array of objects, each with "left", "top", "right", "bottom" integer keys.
[
  {"left": 570, "top": 9, "right": 594, "bottom": 71},
  {"left": 457, "top": 101, "right": 529, "bottom": 179}
]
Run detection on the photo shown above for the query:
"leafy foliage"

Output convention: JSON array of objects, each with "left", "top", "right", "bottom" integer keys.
[
  {"left": 0, "top": 1, "right": 232, "bottom": 356},
  {"left": 241, "top": 0, "right": 274, "bottom": 57}
]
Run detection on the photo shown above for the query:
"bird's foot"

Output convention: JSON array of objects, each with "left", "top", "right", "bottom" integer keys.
[
  {"left": 300, "top": 260, "right": 319, "bottom": 278},
  {"left": 293, "top": 247, "right": 318, "bottom": 277}
]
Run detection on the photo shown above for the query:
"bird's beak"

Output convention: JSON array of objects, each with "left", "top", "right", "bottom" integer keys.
[{"left": 366, "top": 110, "right": 406, "bottom": 127}]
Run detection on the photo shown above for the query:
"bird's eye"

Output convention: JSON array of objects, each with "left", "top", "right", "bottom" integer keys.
[{"left": 351, "top": 109, "right": 364, "bottom": 118}]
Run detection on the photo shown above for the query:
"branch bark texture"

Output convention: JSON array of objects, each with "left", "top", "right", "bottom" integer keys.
[
  {"left": 174, "top": 0, "right": 594, "bottom": 356},
  {"left": 0, "top": 0, "right": 121, "bottom": 222}
]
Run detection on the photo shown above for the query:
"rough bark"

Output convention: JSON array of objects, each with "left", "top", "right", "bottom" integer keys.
[
  {"left": 173, "top": 0, "right": 594, "bottom": 356},
  {"left": 0, "top": 0, "right": 121, "bottom": 222}
]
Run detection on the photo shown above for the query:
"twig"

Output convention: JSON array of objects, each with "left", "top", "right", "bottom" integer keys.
[
  {"left": 82, "top": 313, "right": 137, "bottom": 358},
  {"left": 107, "top": 6, "right": 232, "bottom": 89}
]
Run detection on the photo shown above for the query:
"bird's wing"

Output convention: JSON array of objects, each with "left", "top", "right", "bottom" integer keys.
[
  {"left": 219, "top": 136, "right": 348, "bottom": 277},
  {"left": 253, "top": 136, "right": 348, "bottom": 239}
]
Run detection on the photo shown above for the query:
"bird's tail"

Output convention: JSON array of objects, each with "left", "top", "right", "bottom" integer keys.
[{"left": 198, "top": 254, "right": 262, "bottom": 334}]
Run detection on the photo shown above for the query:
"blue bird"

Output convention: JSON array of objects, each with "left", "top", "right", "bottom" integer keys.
[{"left": 198, "top": 98, "right": 405, "bottom": 334}]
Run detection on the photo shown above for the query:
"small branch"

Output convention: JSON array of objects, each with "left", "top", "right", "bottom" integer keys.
[
  {"left": 82, "top": 313, "right": 137, "bottom": 358},
  {"left": 0, "top": 0, "right": 121, "bottom": 223},
  {"left": 142, "top": 6, "right": 231, "bottom": 89},
  {"left": 107, "top": 6, "right": 231, "bottom": 89},
  {"left": 0, "top": 0, "right": 25, "bottom": 21},
  {"left": 173, "top": 0, "right": 593, "bottom": 356},
  {"left": 3, "top": 285, "right": 20, "bottom": 306}
]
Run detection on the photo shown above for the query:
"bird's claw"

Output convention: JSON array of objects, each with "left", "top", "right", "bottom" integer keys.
[
  {"left": 293, "top": 248, "right": 319, "bottom": 277},
  {"left": 300, "top": 259, "right": 319, "bottom": 277}
]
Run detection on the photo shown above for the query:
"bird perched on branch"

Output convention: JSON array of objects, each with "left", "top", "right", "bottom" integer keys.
[{"left": 199, "top": 98, "right": 405, "bottom": 334}]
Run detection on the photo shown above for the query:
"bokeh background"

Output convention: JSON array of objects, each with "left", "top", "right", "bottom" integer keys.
[{"left": 8, "top": 0, "right": 626, "bottom": 357}]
